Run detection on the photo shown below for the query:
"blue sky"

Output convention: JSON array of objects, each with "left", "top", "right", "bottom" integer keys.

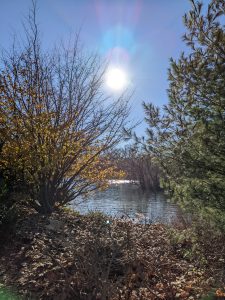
[{"left": 0, "top": 0, "right": 210, "bottom": 135}]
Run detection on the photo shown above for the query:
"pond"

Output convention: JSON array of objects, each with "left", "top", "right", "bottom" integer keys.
[{"left": 71, "top": 181, "right": 182, "bottom": 224}]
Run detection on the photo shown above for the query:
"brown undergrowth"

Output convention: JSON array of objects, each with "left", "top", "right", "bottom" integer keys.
[{"left": 0, "top": 209, "right": 224, "bottom": 300}]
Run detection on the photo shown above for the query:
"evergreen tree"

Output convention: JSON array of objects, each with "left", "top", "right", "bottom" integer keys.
[{"left": 144, "top": 0, "right": 225, "bottom": 227}]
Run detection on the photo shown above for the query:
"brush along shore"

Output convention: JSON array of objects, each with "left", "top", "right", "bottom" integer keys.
[{"left": 0, "top": 208, "right": 224, "bottom": 300}]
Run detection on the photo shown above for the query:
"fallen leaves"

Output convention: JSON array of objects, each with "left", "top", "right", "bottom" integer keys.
[{"left": 0, "top": 209, "right": 223, "bottom": 299}]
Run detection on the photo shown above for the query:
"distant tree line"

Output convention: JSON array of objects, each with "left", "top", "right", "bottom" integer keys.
[{"left": 108, "top": 145, "right": 161, "bottom": 191}]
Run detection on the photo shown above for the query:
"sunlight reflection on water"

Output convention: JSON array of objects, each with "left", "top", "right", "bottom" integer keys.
[{"left": 71, "top": 182, "right": 181, "bottom": 224}]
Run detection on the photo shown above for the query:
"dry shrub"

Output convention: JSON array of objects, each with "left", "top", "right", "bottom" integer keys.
[{"left": 0, "top": 210, "right": 219, "bottom": 299}]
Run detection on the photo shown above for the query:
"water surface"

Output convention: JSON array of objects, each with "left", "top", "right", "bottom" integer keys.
[{"left": 71, "top": 181, "right": 181, "bottom": 223}]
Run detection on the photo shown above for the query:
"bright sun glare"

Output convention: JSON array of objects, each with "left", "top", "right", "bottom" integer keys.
[{"left": 106, "top": 67, "right": 128, "bottom": 91}]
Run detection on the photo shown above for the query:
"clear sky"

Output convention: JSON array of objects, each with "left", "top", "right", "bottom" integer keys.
[{"left": 0, "top": 0, "right": 210, "bottom": 135}]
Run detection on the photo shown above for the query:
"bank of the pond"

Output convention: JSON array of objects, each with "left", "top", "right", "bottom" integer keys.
[{"left": 0, "top": 208, "right": 224, "bottom": 300}]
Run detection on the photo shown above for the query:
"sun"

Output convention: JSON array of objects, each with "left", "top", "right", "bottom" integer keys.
[{"left": 105, "top": 67, "right": 128, "bottom": 91}]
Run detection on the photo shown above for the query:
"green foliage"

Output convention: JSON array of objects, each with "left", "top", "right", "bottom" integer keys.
[
  {"left": 0, "top": 284, "right": 19, "bottom": 300},
  {"left": 143, "top": 0, "right": 225, "bottom": 229},
  {"left": 200, "top": 290, "right": 216, "bottom": 300},
  {"left": 169, "top": 226, "right": 208, "bottom": 266}
]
